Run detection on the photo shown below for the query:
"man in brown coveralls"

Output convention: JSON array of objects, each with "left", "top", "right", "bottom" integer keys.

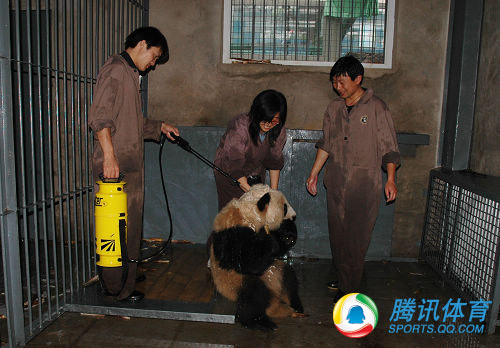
[
  {"left": 89, "top": 27, "right": 179, "bottom": 302},
  {"left": 306, "top": 55, "right": 400, "bottom": 302}
]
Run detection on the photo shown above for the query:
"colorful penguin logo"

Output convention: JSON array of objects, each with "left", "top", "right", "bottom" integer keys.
[{"left": 333, "top": 293, "right": 378, "bottom": 338}]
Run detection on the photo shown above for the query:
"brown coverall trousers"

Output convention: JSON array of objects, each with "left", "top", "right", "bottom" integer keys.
[{"left": 318, "top": 88, "right": 400, "bottom": 293}]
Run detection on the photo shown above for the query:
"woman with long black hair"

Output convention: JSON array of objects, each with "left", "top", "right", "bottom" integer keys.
[{"left": 214, "top": 89, "right": 287, "bottom": 210}]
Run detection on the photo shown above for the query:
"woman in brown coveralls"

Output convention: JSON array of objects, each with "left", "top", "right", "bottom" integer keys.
[
  {"left": 306, "top": 56, "right": 400, "bottom": 302},
  {"left": 89, "top": 27, "right": 179, "bottom": 302},
  {"left": 214, "top": 90, "right": 288, "bottom": 210}
]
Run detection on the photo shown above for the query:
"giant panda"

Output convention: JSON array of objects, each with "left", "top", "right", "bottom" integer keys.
[{"left": 207, "top": 184, "right": 304, "bottom": 330}]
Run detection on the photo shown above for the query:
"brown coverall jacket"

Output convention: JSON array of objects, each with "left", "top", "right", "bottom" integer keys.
[
  {"left": 214, "top": 113, "right": 286, "bottom": 209},
  {"left": 317, "top": 88, "right": 400, "bottom": 293},
  {"left": 89, "top": 54, "right": 163, "bottom": 299}
]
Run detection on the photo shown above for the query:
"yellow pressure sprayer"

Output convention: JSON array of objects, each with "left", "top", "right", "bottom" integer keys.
[
  {"left": 95, "top": 177, "right": 128, "bottom": 268},
  {"left": 92, "top": 134, "right": 240, "bottom": 279}
]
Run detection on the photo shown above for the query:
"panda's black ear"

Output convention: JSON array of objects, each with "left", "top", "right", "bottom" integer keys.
[{"left": 257, "top": 193, "right": 271, "bottom": 212}]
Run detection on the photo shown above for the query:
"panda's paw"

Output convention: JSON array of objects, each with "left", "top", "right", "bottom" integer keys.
[
  {"left": 292, "top": 303, "right": 304, "bottom": 313},
  {"left": 240, "top": 316, "right": 278, "bottom": 331}
]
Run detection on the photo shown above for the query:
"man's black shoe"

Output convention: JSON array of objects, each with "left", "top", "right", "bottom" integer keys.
[
  {"left": 120, "top": 290, "right": 144, "bottom": 303},
  {"left": 333, "top": 290, "right": 346, "bottom": 304},
  {"left": 136, "top": 274, "right": 146, "bottom": 283},
  {"left": 327, "top": 280, "right": 339, "bottom": 291}
]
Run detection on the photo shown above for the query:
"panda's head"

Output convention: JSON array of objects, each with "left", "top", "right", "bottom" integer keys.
[
  {"left": 238, "top": 184, "right": 296, "bottom": 231},
  {"left": 212, "top": 184, "right": 298, "bottom": 256}
]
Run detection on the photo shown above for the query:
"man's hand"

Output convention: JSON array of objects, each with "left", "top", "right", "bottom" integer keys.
[
  {"left": 306, "top": 175, "right": 318, "bottom": 196},
  {"left": 161, "top": 123, "right": 180, "bottom": 141},
  {"left": 385, "top": 163, "right": 398, "bottom": 203},
  {"left": 385, "top": 180, "right": 397, "bottom": 203},
  {"left": 96, "top": 128, "right": 119, "bottom": 179},
  {"left": 102, "top": 154, "right": 120, "bottom": 179}
]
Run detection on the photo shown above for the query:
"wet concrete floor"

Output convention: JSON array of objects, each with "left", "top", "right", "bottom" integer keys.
[{"left": 26, "top": 258, "right": 500, "bottom": 347}]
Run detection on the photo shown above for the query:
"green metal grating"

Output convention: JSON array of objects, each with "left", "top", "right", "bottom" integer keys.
[{"left": 421, "top": 168, "right": 500, "bottom": 334}]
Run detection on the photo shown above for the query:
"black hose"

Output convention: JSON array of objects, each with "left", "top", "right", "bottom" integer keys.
[
  {"left": 127, "top": 133, "right": 173, "bottom": 263},
  {"left": 129, "top": 132, "right": 238, "bottom": 264},
  {"left": 170, "top": 134, "right": 240, "bottom": 187}
]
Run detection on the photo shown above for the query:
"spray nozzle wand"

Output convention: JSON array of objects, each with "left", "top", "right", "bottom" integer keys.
[{"left": 162, "top": 133, "right": 240, "bottom": 187}]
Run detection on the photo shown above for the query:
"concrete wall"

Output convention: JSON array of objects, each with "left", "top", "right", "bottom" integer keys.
[
  {"left": 470, "top": 0, "right": 500, "bottom": 177},
  {"left": 147, "top": 0, "right": 451, "bottom": 258}
]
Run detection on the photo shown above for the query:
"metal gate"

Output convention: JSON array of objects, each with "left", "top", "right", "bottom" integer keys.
[
  {"left": 0, "top": 1, "right": 148, "bottom": 345},
  {"left": 421, "top": 168, "right": 500, "bottom": 334}
]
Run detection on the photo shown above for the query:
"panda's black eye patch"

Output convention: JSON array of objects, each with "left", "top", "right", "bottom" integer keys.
[
  {"left": 284, "top": 203, "right": 288, "bottom": 216},
  {"left": 257, "top": 193, "right": 271, "bottom": 211}
]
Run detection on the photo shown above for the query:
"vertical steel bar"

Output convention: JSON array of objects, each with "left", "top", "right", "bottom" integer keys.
[
  {"left": 132, "top": 1, "right": 135, "bottom": 30},
  {"left": 36, "top": 0, "right": 52, "bottom": 320},
  {"left": 96, "top": 0, "right": 100, "bottom": 71},
  {"left": 54, "top": 0, "right": 67, "bottom": 305},
  {"left": 107, "top": 0, "right": 111, "bottom": 58},
  {"left": 326, "top": 0, "right": 331, "bottom": 61},
  {"left": 294, "top": 0, "right": 298, "bottom": 60},
  {"left": 371, "top": 0, "right": 375, "bottom": 60},
  {"left": 91, "top": 0, "right": 97, "bottom": 277},
  {"left": 111, "top": 0, "right": 115, "bottom": 52},
  {"left": 70, "top": 0, "right": 81, "bottom": 289},
  {"left": 359, "top": 0, "right": 364, "bottom": 59},
  {"left": 141, "top": 0, "right": 149, "bottom": 117},
  {"left": 77, "top": 0, "right": 86, "bottom": 286},
  {"left": 262, "top": 0, "right": 266, "bottom": 60},
  {"left": 0, "top": 1, "right": 26, "bottom": 344},
  {"left": 284, "top": 0, "right": 288, "bottom": 58},
  {"left": 117, "top": 0, "right": 121, "bottom": 51},
  {"left": 45, "top": 0, "right": 60, "bottom": 313},
  {"left": 14, "top": 5, "right": 33, "bottom": 330},
  {"left": 26, "top": 0, "right": 41, "bottom": 333},
  {"left": 102, "top": 0, "right": 105, "bottom": 65},
  {"left": 316, "top": 0, "right": 320, "bottom": 60},
  {"left": 127, "top": 0, "right": 130, "bottom": 35},
  {"left": 251, "top": 0, "right": 255, "bottom": 58},
  {"left": 85, "top": 0, "right": 92, "bottom": 281},
  {"left": 305, "top": 0, "right": 310, "bottom": 60},
  {"left": 239, "top": 0, "right": 243, "bottom": 58},
  {"left": 62, "top": 0, "right": 74, "bottom": 294},
  {"left": 273, "top": 0, "right": 276, "bottom": 60}
]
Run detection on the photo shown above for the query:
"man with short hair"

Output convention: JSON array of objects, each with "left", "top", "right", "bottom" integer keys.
[
  {"left": 89, "top": 26, "right": 179, "bottom": 302},
  {"left": 306, "top": 55, "right": 400, "bottom": 302}
]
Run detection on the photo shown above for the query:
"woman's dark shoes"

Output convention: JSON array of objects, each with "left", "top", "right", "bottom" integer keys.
[
  {"left": 333, "top": 290, "right": 346, "bottom": 304},
  {"left": 327, "top": 280, "right": 339, "bottom": 291},
  {"left": 120, "top": 290, "right": 145, "bottom": 303}
]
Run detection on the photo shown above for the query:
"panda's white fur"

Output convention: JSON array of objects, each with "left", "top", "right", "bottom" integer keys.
[
  {"left": 213, "top": 184, "right": 296, "bottom": 232},
  {"left": 208, "top": 184, "right": 303, "bottom": 330}
]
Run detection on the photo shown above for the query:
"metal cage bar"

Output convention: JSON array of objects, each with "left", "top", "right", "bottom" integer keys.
[
  {"left": 1, "top": 1, "right": 148, "bottom": 345},
  {"left": 228, "top": 0, "right": 387, "bottom": 64},
  {"left": 421, "top": 168, "right": 500, "bottom": 334}
]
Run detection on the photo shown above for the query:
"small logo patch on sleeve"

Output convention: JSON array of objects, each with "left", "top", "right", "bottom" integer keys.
[{"left": 360, "top": 115, "right": 368, "bottom": 124}]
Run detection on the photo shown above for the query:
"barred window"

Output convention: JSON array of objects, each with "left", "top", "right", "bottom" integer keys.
[{"left": 223, "top": 0, "right": 394, "bottom": 68}]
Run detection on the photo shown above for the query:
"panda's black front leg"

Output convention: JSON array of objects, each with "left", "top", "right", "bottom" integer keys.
[
  {"left": 239, "top": 229, "right": 276, "bottom": 275},
  {"left": 283, "top": 264, "right": 304, "bottom": 313},
  {"left": 236, "top": 276, "right": 278, "bottom": 331}
]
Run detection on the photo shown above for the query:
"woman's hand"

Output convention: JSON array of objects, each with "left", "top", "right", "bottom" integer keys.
[
  {"left": 161, "top": 123, "right": 180, "bottom": 141},
  {"left": 237, "top": 176, "right": 251, "bottom": 193}
]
